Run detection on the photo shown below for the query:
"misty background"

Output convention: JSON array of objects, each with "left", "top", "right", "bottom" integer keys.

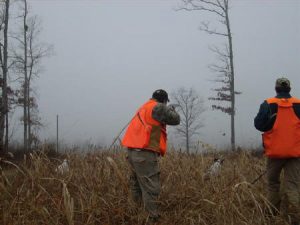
[{"left": 11, "top": 0, "right": 300, "bottom": 149}]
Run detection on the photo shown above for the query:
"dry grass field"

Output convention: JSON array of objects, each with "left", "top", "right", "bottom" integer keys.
[{"left": 0, "top": 148, "right": 290, "bottom": 225}]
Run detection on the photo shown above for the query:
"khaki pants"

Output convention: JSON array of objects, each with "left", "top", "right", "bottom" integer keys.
[
  {"left": 127, "top": 149, "right": 160, "bottom": 219},
  {"left": 267, "top": 158, "right": 300, "bottom": 223}
]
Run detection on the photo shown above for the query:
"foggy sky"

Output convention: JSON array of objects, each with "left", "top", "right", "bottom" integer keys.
[{"left": 17, "top": 0, "right": 300, "bottom": 149}]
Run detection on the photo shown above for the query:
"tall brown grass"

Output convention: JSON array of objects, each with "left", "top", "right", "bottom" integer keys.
[{"left": 0, "top": 148, "right": 289, "bottom": 225}]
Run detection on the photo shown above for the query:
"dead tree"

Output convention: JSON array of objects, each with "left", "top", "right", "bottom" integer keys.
[
  {"left": 171, "top": 87, "right": 205, "bottom": 154},
  {"left": 12, "top": 0, "right": 52, "bottom": 151},
  {"left": 0, "top": 0, "right": 10, "bottom": 152},
  {"left": 23, "top": 0, "right": 28, "bottom": 151},
  {"left": 180, "top": 0, "right": 239, "bottom": 151}
]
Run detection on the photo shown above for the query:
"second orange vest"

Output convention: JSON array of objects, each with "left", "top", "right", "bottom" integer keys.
[
  {"left": 263, "top": 97, "right": 300, "bottom": 158},
  {"left": 122, "top": 99, "right": 167, "bottom": 156}
]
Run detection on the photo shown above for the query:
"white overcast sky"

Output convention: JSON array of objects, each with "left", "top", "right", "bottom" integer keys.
[{"left": 12, "top": 0, "right": 300, "bottom": 149}]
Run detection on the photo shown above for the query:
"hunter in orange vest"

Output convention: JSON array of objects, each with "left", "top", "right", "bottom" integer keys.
[
  {"left": 122, "top": 99, "right": 167, "bottom": 156},
  {"left": 122, "top": 89, "right": 180, "bottom": 223},
  {"left": 254, "top": 77, "right": 300, "bottom": 224}
]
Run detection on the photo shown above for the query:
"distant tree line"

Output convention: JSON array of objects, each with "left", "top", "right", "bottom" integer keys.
[{"left": 0, "top": 0, "right": 52, "bottom": 153}]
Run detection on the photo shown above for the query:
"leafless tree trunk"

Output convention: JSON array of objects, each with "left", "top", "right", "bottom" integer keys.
[
  {"left": 171, "top": 87, "right": 205, "bottom": 154},
  {"left": 27, "top": 81, "right": 30, "bottom": 148},
  {"left": 23, "top": 0, "right": 28, "bottom": 152},
  {"left": 180, "top": 0, "right": 238, "bottom": 151},
  {"left": 0, "top": 0, "right": 10, "bottom": 153},
  {"left": 225, "top": 4, "right": 236, "bottom": 151}
]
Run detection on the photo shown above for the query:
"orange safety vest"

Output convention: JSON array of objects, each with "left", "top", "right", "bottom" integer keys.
[
  {"left": 122, "top": 99, "right": 167, "bottom": 156},
  {"left": 263, "top": 97, "right": 300, "bottom": 158}
]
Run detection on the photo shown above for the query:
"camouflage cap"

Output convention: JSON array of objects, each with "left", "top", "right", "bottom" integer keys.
[{"left": 275, "top": 77, "right": 290, "bottom": 88}]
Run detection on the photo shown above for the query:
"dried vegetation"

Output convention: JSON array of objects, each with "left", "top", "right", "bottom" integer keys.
[{"left": 0, "top": 148, "right": 289, "bottom": 225}]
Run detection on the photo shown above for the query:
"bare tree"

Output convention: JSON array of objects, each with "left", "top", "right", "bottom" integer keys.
[
  {"left": 171, "top": 87, "right": 205, "bottom": 154},
  {"left": 180, "top": 0, "right": 239, "bottom": 151},
  {"left": 23, "top": 0, "right": 28, "bottom": 151},
  {"left": 12, "top": 0, "right": 52, "bottom": 151},
  {"left": 0, "top": 0, "right": 10, "bottom": 152}
]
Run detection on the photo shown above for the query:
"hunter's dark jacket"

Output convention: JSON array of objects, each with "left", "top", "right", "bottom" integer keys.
[{"left": 254, "top": 92, "right": 300, "bottom": 132}]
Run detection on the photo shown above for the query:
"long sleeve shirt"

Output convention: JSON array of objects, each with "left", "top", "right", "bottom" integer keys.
[{"left": 152, "top": 101, "right": 180, "bottom": 126}]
